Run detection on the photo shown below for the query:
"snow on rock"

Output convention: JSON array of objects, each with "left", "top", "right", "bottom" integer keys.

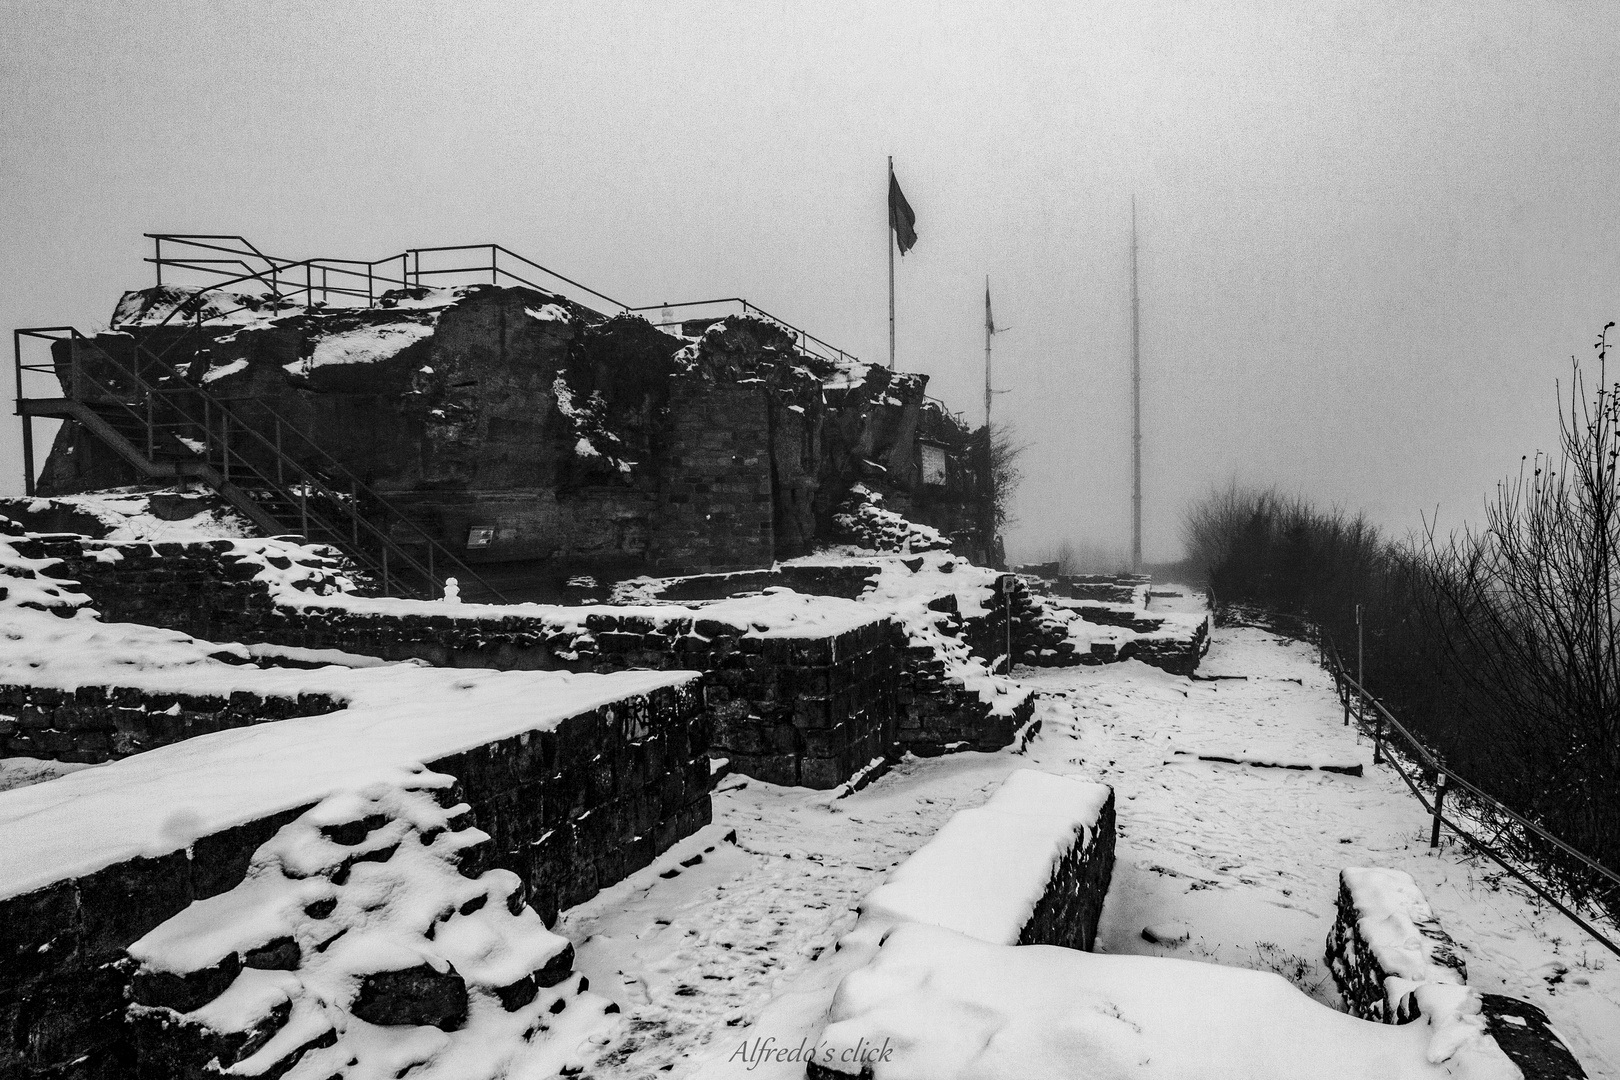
[
  {"left": 111, "top": 286, "right": 297, "bottom": 330},
  {"left": 127, "top": 771, "right": 617, "bottom": 1080},
  {"left": 829, "top": 485, "right": 950, "bottom": 553},
  {"left": 786, "top": 551, "right": 1034, "bottom": 718},
  {"left": 0, "top": 490, "right": 257, "bottom": 542},
  {"left": 284, "top": 318, "right": 437, "bottom": 376},
  {"left": 0, "top": 620, "right": 696, "bottom": 898},
  {"left": 812, "top": 922, "right": 1520, "bottom": 1080}
]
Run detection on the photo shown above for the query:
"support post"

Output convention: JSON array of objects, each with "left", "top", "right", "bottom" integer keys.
[
  {"left": 1343, "top": 679, "right": 1350, "bottom": 726},
  {"left": 1430, "top": 772, "right": 1448, "bottom": 848},
  {"left": 21, "top": 413, "right": 35, "bottom": 497},
  {"left": 382, "top": 545, "right": 390, "bottom": 596},
  {"left": 300, "top": 484, "right": 309, "bottom": 539},
  {"left": 275, "top": 420, "right": 284, "bottom": 485},
  {"left": 1372, "top": 702, "right": 1383, "bottom": 765},
  {"left": 1131, "top": 196, "right": 1142, "bottom": 572}
]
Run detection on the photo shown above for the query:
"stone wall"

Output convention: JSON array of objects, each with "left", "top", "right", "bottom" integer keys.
[
  {"left": 649, "top": 379, "right": 775, "bottom": 576},
  {"left": 1015, "top": 789, "right": 1117, "bottom": 952},
  {"left": 0, "top": 679, "right": 709, "bottom": 1080},
  {"left": 1325, "top": 867, "right": 1588, "bottom": 1079},
  {"left": 0, "top": 683, "right": 342, "bottom": 763},
  {"left": 24, "top": 535, "right": 917, "bottom": 785}
]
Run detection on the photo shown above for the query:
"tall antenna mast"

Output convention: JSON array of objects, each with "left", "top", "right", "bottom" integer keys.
[{"left": 1131, "top": 197, "right": 1143, "bottom": 572}]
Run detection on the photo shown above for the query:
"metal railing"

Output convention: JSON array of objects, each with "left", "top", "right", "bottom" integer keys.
[
  {"left": 1320, "top": 634, "right": 1620, "bottom": 959},
  {"left": 14, "top": 232, "right": 877, "bottom": 603},
  {"left": 143, "top": 235, "right": 863, "bottom": 371},
  {"left": 13, "top": 326, "right": 503, "bottom": 602}
]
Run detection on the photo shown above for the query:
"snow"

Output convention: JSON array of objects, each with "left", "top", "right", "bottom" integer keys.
[
  {"left": 813, "top": 922, "right": 1518, "bottom": 1079},
  {"left": 0, "top": 632, "right": 699, "bottom": 897},
  {"left": 784, "top": 551, "right": 1035, "bottom": 718},
  {"left": 129, "top": 773, "right": 617, "bottom": 1080},
  {"left": 857, "top": 770, "right": 1111, "bottom": 945},
  {"left": 284, "top": 319, "right": 436, "bottom": 376},
  {"left": 1342, "top": 866, "right": 1468, "bottom": 1010},
  {"left": 5, "top": 489, "right": 256, "bottom": 541},
  {"left": 536, "top": 591, "right": 1615, "bottom": 1079},
  {"left": 201, "top": 357, "right": 250, "bottom": 383}
]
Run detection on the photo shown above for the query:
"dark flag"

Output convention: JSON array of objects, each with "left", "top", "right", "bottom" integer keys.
[{"left": 889, "top": 172, "right": 918, "bottom": 255}]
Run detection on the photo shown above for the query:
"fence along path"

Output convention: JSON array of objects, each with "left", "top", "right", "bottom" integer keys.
[{"left": 1313, "top": 629, "right": 1620, "bottom": 960}]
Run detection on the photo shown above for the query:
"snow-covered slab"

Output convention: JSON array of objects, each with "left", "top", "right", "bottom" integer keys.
[
  {"left": 857, "top": 770, "right": 1112, "bottom": 945},
  {"left": 0, "top": 665, "right": 697, "bottom": 900},
  {"left": 811, "top": 922, "right": 1519, "bottom": 1080}
]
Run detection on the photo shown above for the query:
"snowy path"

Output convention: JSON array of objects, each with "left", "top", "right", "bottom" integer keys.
[{"left": 561, "top": 596, "right": 1619, "bottom": 1079}]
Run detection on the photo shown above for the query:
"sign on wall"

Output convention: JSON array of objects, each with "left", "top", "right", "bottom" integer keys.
[
  {"left": 920, "top": 443, "right": 948, "bottom": 486},
  {"left": 466, "top": 526, "right": 495, "bottom": 549}
]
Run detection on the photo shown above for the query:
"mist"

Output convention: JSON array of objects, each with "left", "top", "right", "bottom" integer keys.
[{"left": 3, "top": 0, "right": 1616, "bottom": 562}]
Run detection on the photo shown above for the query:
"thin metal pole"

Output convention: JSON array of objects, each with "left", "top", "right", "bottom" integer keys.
[
  {"left": 300, "top": 484, "right": 309, "bottom": 538},
  {"left": 1430, "top": 772, "right": 1448, "bottom": 848},
  {"left": 888, "top": 155, "right": 896, "bottom": 372},
  {"left": 382, "top": 546, "right": 390, "bottom": 595},
  {"left": 154, "top": 236, "right": 162, "bottom": 288},
  {"left": 1131, "top": 196, "right": 1142, "bottom": 572},
  {"left": 275, "top": 420, "right": 284, "bottom": 485},
  {"left": 1357, "top": 603, "right": 1365, "bottom": 727}
]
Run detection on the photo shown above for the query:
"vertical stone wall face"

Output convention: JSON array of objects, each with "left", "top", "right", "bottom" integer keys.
[
  {"left": 0, "top": 680, "right": 708, "bottom": 1080},
  {"left": 651, "top": 380, "right": 776, "bottom": 576},
  {"left": 1015, "top": 790, "right": 1118, "bottom": 952},
  {"left": 707, "top": 622, "right": 897, "bottom": 789},
  {"left": 0, "top": 684, "right": 342, "bottom": 763}
]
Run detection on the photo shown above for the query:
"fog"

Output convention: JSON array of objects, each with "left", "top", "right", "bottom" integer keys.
[{"left": 3, "top": 0, "right": 1617, "bottom": 562}]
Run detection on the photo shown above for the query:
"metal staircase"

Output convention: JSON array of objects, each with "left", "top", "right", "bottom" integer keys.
[{"left": 14, "top": 326, "right": 503, "bottom": 602}]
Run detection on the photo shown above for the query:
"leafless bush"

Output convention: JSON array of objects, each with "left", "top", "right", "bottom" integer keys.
[{"left": 1417, "top": 324, "right": 1620, "bottom": 872}]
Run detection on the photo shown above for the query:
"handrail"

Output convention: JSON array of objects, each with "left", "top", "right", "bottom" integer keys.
[
  {"left": 142, "top": 234, "right": 865, "bottom": 369},
  {"left": 14, "top": 326, "right": 504, "bottom": 602},
  {"left": 1318, "top": 632, "right": 1620, "bottom": 958}
]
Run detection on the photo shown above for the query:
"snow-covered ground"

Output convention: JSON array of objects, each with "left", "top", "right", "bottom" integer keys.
[{"left": 552, "top": 589, "right": 1617, "bottom": 1079}]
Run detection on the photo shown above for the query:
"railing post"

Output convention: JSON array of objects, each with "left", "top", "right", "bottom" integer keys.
[
  {"left": 382, "top": 546, "right": 390, "bottom": 595},
  {"left": 154, "top": 235, "right": 162, "bottom": 288},
  {"left": 1343, "top": 677, "right": 1350, "bottom": 726},
  {"left": 350, "top": 480, "right": 359, "bottom": 544},
  {"left": 222, "top": 414, "right": 231, "bottom": 482},
  {"left": 367, "top": 265, "right": 374, "bottom": 306},
  {"left": 1371, "top": 700, "right": 1383, "bottom": 765},
  {"left": 300, "top": 484, "right": 309, "bottom": 539},
  {"left": 145, "top": 393, "right": 154, "bottom": 460},
  {"left": 428, "top": 545, "right": 435, "bottom": 592},
  {"left": 1430, "top": 772, "right": 1448, "bottom": 848},
  {"left": 275, "top": 420, "right": 284, "bottom": 485}
]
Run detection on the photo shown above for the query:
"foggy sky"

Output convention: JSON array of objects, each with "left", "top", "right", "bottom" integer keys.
[{"left": 3, "top": 1, "right": 1617, "bottom": 563}]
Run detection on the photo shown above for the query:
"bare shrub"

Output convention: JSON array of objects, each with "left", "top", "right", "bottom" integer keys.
[{"left": 1418, "top": 324, "right": 1620, "bottom": 872}]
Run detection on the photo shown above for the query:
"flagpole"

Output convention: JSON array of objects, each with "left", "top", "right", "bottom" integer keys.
[
  {"left": 888, "top": 156, "right": 896, "bottom": 371},
  {"left": 1131, "top": 196, "right": 1143, "bottom": 572},
  {"left": 984, "top": 277, "right": 993, "bottom": 429}
]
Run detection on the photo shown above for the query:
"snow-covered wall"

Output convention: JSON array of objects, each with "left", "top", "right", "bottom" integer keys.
[
  {"left": 1326, "top": 867, "right": 1589, "bottom": 1079},
  {"left": 0, "top": 671, "right": 710, "bottom": 1079}
]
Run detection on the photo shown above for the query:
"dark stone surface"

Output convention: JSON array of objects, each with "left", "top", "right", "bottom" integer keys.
[
  {"left": 1480, "top": 994, "right": 1588, "bottom": 1080},
  {"left": 350, "top": 964, "right": 468, "bottom": 1030}
]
